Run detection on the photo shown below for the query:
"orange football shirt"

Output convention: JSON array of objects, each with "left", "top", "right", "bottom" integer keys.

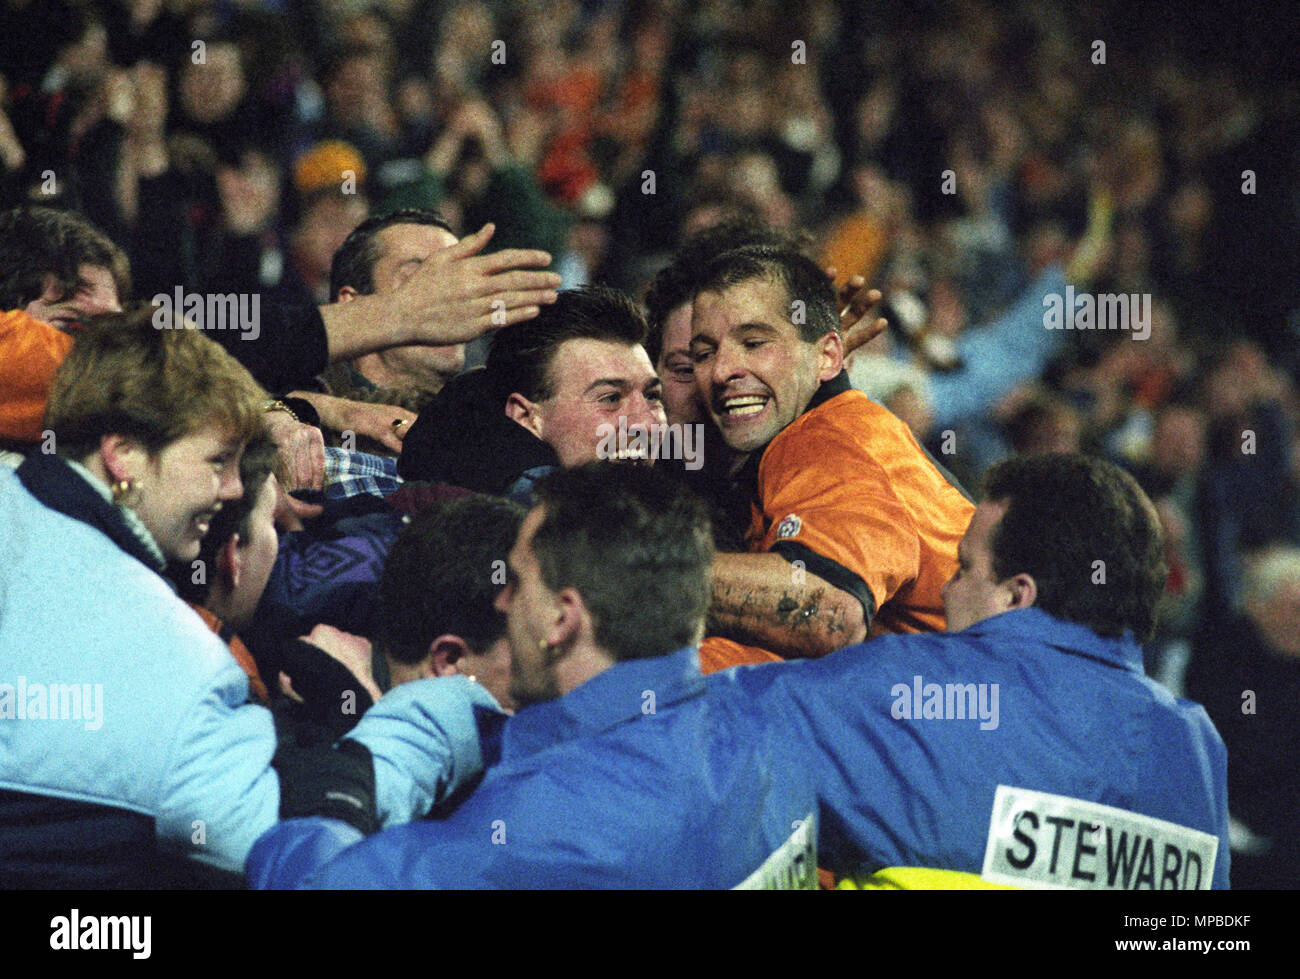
[{"left": 747, "top": 373, "right": 974, "bottom": 638}]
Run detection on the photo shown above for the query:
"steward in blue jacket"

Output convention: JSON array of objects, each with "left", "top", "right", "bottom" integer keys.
[
  {"left": 248, "top": 455, "right": 1230, "bottom": 889},
  {"left": 739, "top": 607, "right": 1229, "bottom": 889},
  {"left": 249, "top": 464, "right": 819, "bottom": 889},
  {"left": 249, "top": 646, "right": 819, "bottom": 888}
]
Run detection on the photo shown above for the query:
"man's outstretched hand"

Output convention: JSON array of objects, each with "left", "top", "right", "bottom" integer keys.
[
  {"left": 390, "top": 222, "right": 561, "bottom": 344},
  {"left": 320, "top": 223, "right": 562, "bottom": 361}
]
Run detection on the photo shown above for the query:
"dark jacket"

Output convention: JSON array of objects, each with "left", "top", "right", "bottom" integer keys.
[{"left": 397, "top": 367, "right": 557, "bottom": 501}]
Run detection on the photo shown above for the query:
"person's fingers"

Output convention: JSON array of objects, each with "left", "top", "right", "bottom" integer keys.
[
  {"left": 840, "top": 285, "right": 881, "bottom": 319},
  {"left": 489, "top": 305, "right": 542, "bottom": 330},
  {"left": 466, "top": 248, "right": 556, "bottom": 276},
  {"left": 377, "top": 414, "right": 415, "bottom": 452},
  {"left": 278, "top": 672, "right": 304, "bottom": 704},
  {"left": 837, "top": 275, "right": 868, "bottom": 303},
  {"left": 844, "top": 315, "right": 887, "bottom": 342},
  {"left": 296, "top": 444, "right": 314, "bottom": 491},
  {"left": 823, "top": 265, "right": 838, "bottom": 282},
  {"left": 843, "top": 316, "right": 889, "bottom": 357},
  {"left": 285, "top": 494, "right": 323, "bottom": 523},
  {"left": 279, "top": 446, "right": 302, "bottom": 491},
  {"left": 375, "top": 428, "right": 404, "bottom": 453},
  {"left": 437, "top": 222, "right": 495, "bottom": 261},
  {"left": 305, "top": 623, "right": 340, "bottom": 645},
  {"left": 484, "top": 285, "right": 560, "bottom": 310},
  {"left": 482, "top": 269, "right": 563, "bottom": 295}
]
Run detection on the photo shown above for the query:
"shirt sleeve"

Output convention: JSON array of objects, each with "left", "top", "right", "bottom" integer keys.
[
  {"left": 758, "top": 415, "right": 919, "bottom": 622},
  {"left": 344, "top": 676, "right": 507, "bottom": 827},
  {"left": 929, "top": 265, "right": 1068, "bottom": 429},
  {"left": 154, "top": 659, "right": 282, "bottom": 873},
  {"left": 206, "top": 300, "right": 331, "bottom": 395}
]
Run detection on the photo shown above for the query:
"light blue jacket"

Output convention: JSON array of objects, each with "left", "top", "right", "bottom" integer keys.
[
  {"left": 0, "top": 462, "right": 497, "bottom": 878},
  {"left": 248, "top": 647, "right": 819, "bottom": 889}
]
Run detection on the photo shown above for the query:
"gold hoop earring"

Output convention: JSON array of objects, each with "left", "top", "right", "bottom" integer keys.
[{"left": 111, "top": 479, "right": 133, "bottom": 504}]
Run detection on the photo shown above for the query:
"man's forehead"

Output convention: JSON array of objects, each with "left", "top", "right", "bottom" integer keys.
[
  {"left": 513, "top": 506, "right": 546, "bottom": 563},
  {"left": 691, "top": 276, "right": 792, "bottom": 335},
  {"left": 968, "top": 499, "right": 1008, "bottom": 546},
  {"left": 660, "top": 304, "right": 694, "bottom": 357},
  {"left": 551, "top": 337, "right": 657, "bottom": 388},
  {"left": 377, "top": 222, "right": 458, "bottom": 257}
]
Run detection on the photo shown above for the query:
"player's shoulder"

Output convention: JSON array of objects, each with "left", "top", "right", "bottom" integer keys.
[
  {"left": 762, "top": 389, "right": 912, "bottom": 481},
  {"left": 778, "top": 389, "right": 908, "bottom": 450}
]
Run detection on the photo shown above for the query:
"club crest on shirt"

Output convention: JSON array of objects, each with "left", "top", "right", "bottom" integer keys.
[{"left": 775, "top": 514, "right": 802, "bottom": 540}]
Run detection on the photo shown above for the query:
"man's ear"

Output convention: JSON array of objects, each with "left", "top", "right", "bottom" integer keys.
[
  {"left": 547, "top": 587, "right": 586, "bottom": 651},
  {"left": 816, "top": 330, "right": 845, "bottom": 383},
  {"left": 430, "top": 634, "right": 470, "bottom": 677},
  {"left": 504, "top": 392, "right": 544, "bottom": 438},
  {"left": 335, "top": 286, "right": 360, "bottom": 303},
  {"left": 99, "top": 433, "right": 147, "bottom": 484},
  {"left": 1001, "top": 572, "right": 1038, "bottom": 612},
  {"left": 216, "top": 533, "right": 242, "bottom": 591}
]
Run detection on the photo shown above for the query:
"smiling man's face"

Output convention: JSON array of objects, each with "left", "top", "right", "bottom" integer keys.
[
  {"left": 655, "top": 302, "right": 704, "bottom": 428},
  {"left": 689, "top": 276, "right": 838, "bottom": 454},
  {"left": 527, "top": 338, "right": 666, "bottom": 467}
]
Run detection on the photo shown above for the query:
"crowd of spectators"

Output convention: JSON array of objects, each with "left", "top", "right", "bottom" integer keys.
[{"left": 1, "top": 0, "right": 1297, "bottom": 889}]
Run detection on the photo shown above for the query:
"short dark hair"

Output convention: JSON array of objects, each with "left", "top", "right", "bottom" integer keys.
[
  {"left": 172, "top": 436, "right": 280, "bottom": 604},
  {"left": 486, "top": 286, "right": 647, "bottom": 403},
  {"left": 982, "top": 453, "right": 1168, "bottom": 641},
  {"left": 378, "top": 495, "right": 526, "bottom": 665},
  {"left": 531, "top": 463, "right": 714, "bottom": 661},
  {"left": 692, "top": 245, "right": 837, "bottom": 343},
  {"left": 644, "top": 220, "right": 811, "bottom": 363},
  {"left": 329, "top": 208, "right": 455, "bottom": 300},
  {"left": 0, "top": 206, "right": 130, "bottom": 310}
]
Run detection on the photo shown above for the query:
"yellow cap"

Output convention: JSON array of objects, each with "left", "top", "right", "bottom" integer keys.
[{"left": 293, "top": 141, "right": 367, "bottom": 195}]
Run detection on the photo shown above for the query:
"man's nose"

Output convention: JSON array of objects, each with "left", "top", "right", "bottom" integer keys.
[
  {"left": 218, "top": 466, "right": 243, "bottom": 501},
  {"left": 626, "top": 392, "right": 665, "bottom": 431},
  {"left": 710, "top": 343, "right": 745, "bottom": 391}
]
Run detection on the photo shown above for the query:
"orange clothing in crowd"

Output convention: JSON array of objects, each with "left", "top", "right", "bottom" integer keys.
[
  {"left": 701, "top": 373, "right": 974, "bottom": 673},
  {"left": 750, "top": 374, "right": 974, "bottom": 638},
  {"left": 189, "top": 604, "right": 271, "bottom": 706},
  {"left": 0, "top": 309, "right": 73, "bottom": 443},
  {"left": 697, "top": 637, "right": 782, "bottom": 674},
  {"left": 820, "top": 212, "right": 890, "bottom": 291}
]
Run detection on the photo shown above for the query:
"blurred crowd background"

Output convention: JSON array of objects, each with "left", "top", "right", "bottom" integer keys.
[{"left": 2, "top": 0, "right": 1298, "bottom": 885}]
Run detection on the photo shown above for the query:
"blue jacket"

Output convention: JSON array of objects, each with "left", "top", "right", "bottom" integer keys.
[
  {"left": 0, "top": 458, "right": 500, "bottom": 886},
  {"left": 250, "top": 609, "right": 1229, "bottom": 890},
  {"left": 735, "top": 607, "right": 1231, "bottom": 889},
  {"left": 248, "top": 647, "right": 819, "bottom": 889}
]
